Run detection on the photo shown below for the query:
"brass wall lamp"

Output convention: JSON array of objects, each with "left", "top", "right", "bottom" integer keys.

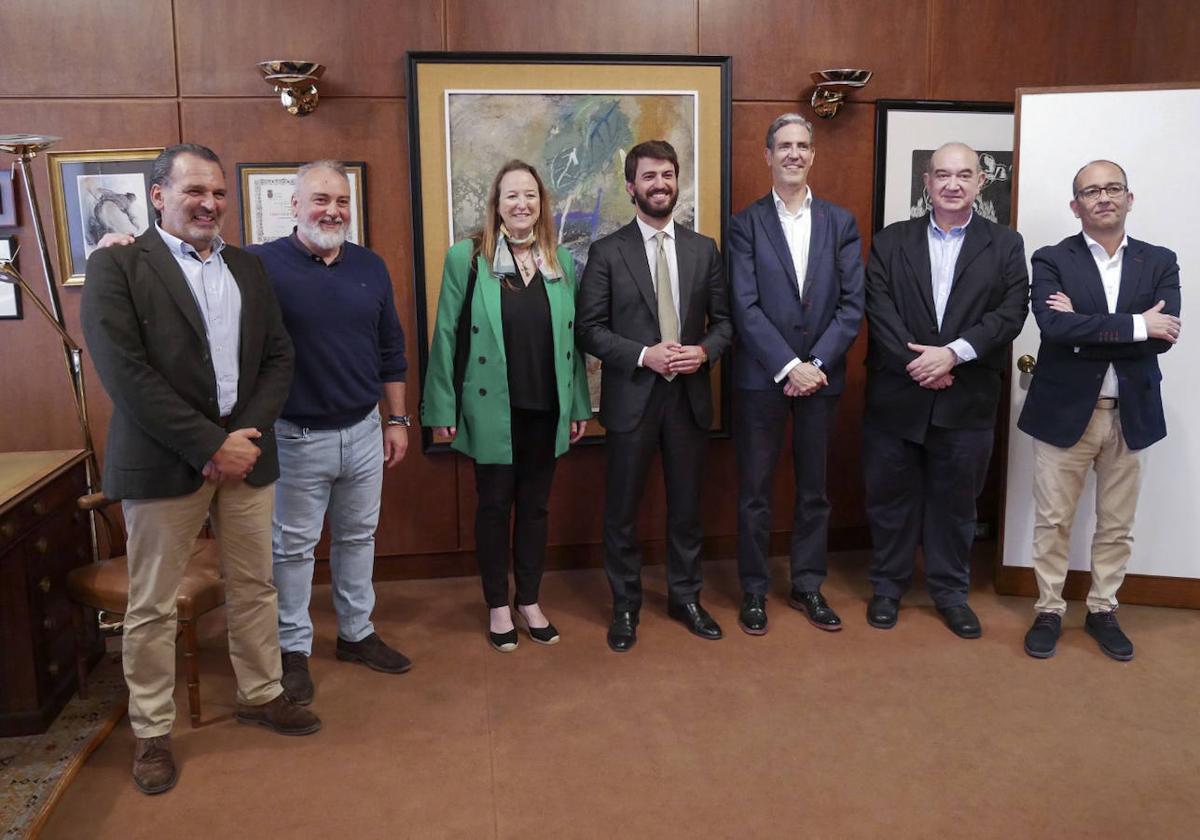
[
  {"left": 258, "top": 60, "right": 326, "bottom": 116},
  {"left": 810, "top": 69, "right": 873, "bottom": 119}
]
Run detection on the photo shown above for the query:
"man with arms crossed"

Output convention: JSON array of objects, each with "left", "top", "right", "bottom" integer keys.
[
  {"left": 576, "top": 139, "right": 732, "bottom": 651},
  {"left": 82, "top": 144, "right": 319, "bottom": 795},
  {"left": 1018, "top": 160, "right": 1181, "bottom": 661},
  {"left": 863, "top": 142, "right": 1028, "bottom": 638},
  {"left": 728, "top": 113, "right": 864, "bottom": 635}
]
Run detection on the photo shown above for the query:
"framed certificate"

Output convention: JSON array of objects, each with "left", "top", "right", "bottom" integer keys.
[{"left": 236, "top": 161, "right": 368, "bottom": 246}]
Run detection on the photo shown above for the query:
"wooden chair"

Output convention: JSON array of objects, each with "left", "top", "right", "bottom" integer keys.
[{"left": 67, "top": 492, "right": 225, "bottom": 727}]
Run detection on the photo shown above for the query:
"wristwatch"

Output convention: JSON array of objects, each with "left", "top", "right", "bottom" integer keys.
[
  {"left": 386, "top": 414, "right": 412, "bottom": 427},
  {"left": 805, "top": 355, "right": 824, "bottom": 371}
]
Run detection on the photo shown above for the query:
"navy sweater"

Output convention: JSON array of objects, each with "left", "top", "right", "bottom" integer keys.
[{"left": 248, "top": 234, "right": 407, "bottom": 429}]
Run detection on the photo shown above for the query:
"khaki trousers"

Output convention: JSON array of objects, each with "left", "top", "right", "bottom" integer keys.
[
  {"left": 1031, "top": 406, "right": 1144, "bottom": 616},
  {"left": 122, "top": 480, "right": 283, "bottom": 737}
]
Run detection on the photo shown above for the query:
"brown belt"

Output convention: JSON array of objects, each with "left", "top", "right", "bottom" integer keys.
[{"left": 1096, "top": 397, "right": 1119, "bottom": 409}]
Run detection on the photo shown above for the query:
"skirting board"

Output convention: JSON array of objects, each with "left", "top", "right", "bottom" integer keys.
[{"left": 993, "top": 564, "right": 1200, "bottom": 610}]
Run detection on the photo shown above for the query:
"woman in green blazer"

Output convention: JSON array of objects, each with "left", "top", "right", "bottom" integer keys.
[{"left": 421, "top": 160, "right": 591, "bottom": 652}]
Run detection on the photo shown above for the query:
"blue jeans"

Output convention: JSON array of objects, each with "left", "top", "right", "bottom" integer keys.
[{"left": 273, "top": 409, "right": 383, "bottom": 655}]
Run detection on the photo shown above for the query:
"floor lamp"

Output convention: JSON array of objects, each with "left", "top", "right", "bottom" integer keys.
[{"left": 0, "top": 133, "right": 101, "bottom": 561}]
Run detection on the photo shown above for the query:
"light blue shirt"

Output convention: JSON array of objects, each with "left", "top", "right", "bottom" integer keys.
[
  {"left": 154, "top": 224, "right": 242, "bottom": 416},
  {"left": 927, "top": 213, "right": 976, "bottom": 363}
]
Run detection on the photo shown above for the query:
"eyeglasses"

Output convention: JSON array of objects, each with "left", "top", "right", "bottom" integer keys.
[{"left": 1075, "top": 183, "right": 1128, "bottom": 201}]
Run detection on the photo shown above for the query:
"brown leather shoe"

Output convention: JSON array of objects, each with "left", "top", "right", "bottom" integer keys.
[
  {"left": 132, "top": 735, "right": 177, "bottom": 794},
  {"left": 235, "top": 692, "right": 322, "bottom": 735}
]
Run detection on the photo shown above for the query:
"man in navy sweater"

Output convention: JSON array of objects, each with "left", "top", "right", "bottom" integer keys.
[{"left": 248, "top": 160, "right": 412, "bottom": 702}]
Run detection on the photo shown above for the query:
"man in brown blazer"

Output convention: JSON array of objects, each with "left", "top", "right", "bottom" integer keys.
[{"left": 82, "top": 144, "right": 319, "bottom": 795}]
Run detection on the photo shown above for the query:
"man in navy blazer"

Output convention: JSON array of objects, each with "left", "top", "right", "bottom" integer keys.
[
  {"left": 863, "top": 143, "right": 1028, "bottom": 638},
  {"left": 1017, "top": 160, "right": 1181, "bottom": 662},
  {"left": 728, "top": 113, "right": 865, "bottom": 635}
]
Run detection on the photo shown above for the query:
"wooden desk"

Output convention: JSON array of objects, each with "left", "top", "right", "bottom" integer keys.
[{"left": 0, "top": 450, "right": 102, "bottom": 736}]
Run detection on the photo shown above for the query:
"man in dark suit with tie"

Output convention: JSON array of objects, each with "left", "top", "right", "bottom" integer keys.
[
  {"left": 728, "top": 113, "right": 865, "bottom": 635},
  {"left": 1017, "top": 160, "right": 1181, "bottom": 661},
  {"left": 576, "top": 139, "right": 732, "bottom": 652},
  {"left": 863, "top": 142, "right": 1028, "bottom": 638},
  {"left": 82, "top": 144, "right": 319, "bottom": 795}
]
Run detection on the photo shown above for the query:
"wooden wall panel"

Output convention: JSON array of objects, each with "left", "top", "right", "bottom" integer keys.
[
  {"left": 1132, "top": 0, "right": 1200, "bottom": 82},
  {"left": 175, "top": 0, "right": 444, "bottom": 96},
  {"left": 0, "top": 0, "right": 176, "bottom": 97},
  {"left": 446, "top": 0, "right": 698, "bottom": 53},
  {"left": 179, "top": 98, "right": 459, "bottom": 554},
  {"left": 700, "top": 0, "right": 929, "bottom": 102},
  {"left": 0, "top": 100, "right": 180, "bottom": 456},
  {"left": 930, "top": 0, "right": 1137, "bottom": 102}
]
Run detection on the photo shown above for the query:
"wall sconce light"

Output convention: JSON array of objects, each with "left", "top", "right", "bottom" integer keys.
[
  {"left": 257, "top": 60, "right": 326, "bottom": 117},
  {"left": 809, "top": 69, "right": 873, "bottom": 119}
]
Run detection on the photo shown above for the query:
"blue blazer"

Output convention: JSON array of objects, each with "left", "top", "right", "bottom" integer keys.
[
  {"left": 1017, "top": 234, "right": 1181, "bottom": 451},
  {"left": 728, "top": 193, "right": 865, "bottom": 393}
]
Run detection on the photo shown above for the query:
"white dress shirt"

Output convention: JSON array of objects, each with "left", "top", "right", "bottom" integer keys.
[
  {"left": 772, "top": 188, "right": 816, "bottom": 382},
  {"left": 635, "top": 215, "right": 681, "bottom": 367},
  {"left": 1082, "top": 231, "right": 1147, "bottom": 398},
  {"left": 155, "top": 224, "right": 242, "bottom": 416},
  {"left": 927, "top": 212, "right": 977, "bottom": 364}
]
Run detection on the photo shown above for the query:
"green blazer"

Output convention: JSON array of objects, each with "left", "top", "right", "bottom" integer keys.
[{"left": 421, "top": 239, "right": 591, "bottom": 464}]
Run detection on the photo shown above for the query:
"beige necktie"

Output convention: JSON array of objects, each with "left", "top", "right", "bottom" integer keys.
[{"left": 655, "top": 231, "right": 679, "bottom": 380}]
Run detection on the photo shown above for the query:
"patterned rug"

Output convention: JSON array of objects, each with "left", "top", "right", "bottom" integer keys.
[{"left": 1, "top": 653, "right": 126, "bottom": 839}]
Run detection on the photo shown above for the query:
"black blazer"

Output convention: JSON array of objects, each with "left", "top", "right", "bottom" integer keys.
[
  {"left": 81, "top": 228, "right": 294, "bottom": 500},
  {"left": 576, "top": 220, "right": 732, "bottom": 433},
  {"left": 864, "top": 214, "right": 1029, "bottom": 443},
  {"left": 728, "top": 193, "right": 864, "bottom": 394},
  {"left": 1017, "top": 234, "right": 1180, "bottom": 450}
]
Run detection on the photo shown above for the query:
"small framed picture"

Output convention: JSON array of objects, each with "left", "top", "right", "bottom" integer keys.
[
  {"left": 872, "top": 100, "right": 1014, "bottom": 232},
  {"left": 0, "top": 236, "right": 21, "bottom": 319},
  {"left": 0, "top": 170, "right": 17, "bottom": 227},
  {"left": 236, "top": 162, "right": 368, "bottom": 246},
  {"left": 47, "top": 148, "right": 162, "bottom": 285}
]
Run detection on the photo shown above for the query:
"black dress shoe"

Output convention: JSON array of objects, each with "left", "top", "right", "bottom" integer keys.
[
  {"left": 667, "top": 601, "right": 723, "bottom": 640},
  {"left": 607, "top": 610, "right": 638, "bottom": 652},
  {"left": 1085, "top": 610, "right": 1134, "bottom": 661},
  {"left": 738, "top": 594, "right": 768, "bottom": 635},
  {"left": 488, "top": 628, "right": 518, "bottom": 652},
  {"left": 937, "top": 603, "right": 982, "bottom": 639},
  {"left": 788, "top": 589, "right": 842, "bottom": 631},
  {"left": 867, "top": 595, "right": 899, "bottom": 629},
  {"left": 1024, "top": 612, "right": 1062, "bottom": 659},
  {"left": 336, "top": 632, "right": 413, "bottom": 673}
]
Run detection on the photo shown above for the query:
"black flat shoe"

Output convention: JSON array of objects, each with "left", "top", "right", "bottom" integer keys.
[
  {"left": 1085, "top": 610, "right": 1134, "bottom": 661},
  {"left": 937, "top": 603, "right": 982, "bottom": 639},
  {"left": 667, "top": 601, "right": 723, "bottom": 640},
  {"left": 738, "top": 593, "right": 768, "bottom": 636},
  {"left": 788, "top": 589, "right": 842, "bottom": 631},
  {"left": 867, "top": 595, "right": 899, "bottom": 629},
  {"left": 607, "top": 610, "right": 638, "bottom": 652},
  {"left": 522, "top": 618, "right": 560, "bottom": 645},
  {"left": 1024, "top": 612, "right": 1062, "bottom": 659},
  {"left": 488, "top": 628, "right": 518, "bottom": 652}
]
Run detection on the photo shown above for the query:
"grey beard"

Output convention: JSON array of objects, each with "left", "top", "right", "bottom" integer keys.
[{"left": 298, "top": 218, "right": 347, "bottom": 251}]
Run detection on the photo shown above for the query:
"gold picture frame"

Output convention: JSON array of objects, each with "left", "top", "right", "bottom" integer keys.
[
  {"left": 47, "top": 148, "right": 162, "bottom": 286},
  {"left": 236, "top": 161, "right": 368, "bottom": 246},
  {"left": 406, "top": 52, "right": 732, "bottom": 449}
]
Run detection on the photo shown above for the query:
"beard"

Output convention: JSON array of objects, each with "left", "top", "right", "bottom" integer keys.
[
  {"left": 633, "top": 186, "right": 678, "bottom": 219},
  {"left": 298, "top": 217, "right": 347, "bottom": 251}
]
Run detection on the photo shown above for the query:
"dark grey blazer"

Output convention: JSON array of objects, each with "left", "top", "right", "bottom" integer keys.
[
  {"left": 81, "top": 228, "right": 293, "bottom": 500},
  {"left": 575, "top": 219, "right": 732, "bottom": 433}
]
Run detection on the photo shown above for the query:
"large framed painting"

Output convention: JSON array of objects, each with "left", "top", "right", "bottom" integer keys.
[
  {"left": 47, "top": 148, "right": 162, "bottom": 285},
  {"left": 872, "top": 100, "right": 1015, "bottom": 232},
  {"left": 407, "top": 51, "right": 732, "bottom": 452}
]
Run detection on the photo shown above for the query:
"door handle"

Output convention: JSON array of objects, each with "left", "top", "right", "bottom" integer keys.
[{"left": 1017, "top": 354, "right": 1036, "bottom": 374}]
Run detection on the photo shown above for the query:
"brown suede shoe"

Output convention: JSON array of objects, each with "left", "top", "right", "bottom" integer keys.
[
  {"left": 132, "top": 734, "right": 177, "bottom": 795},
  {"left": 235, "top": 692, "right": 322, "bottom": 735}
]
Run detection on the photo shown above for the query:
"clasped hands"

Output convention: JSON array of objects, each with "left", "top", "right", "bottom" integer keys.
[
  {"left": 1048, "top": 292, "right": 1181, "bottom": 343},
  {"left": 906, "top": 343, "right": 956, "bottom": 390},
  {"left": 643, "top": 342, "right": 707, "bottom": 377},
  {"left": 203, "top": 427, "right": 262, "bottom": 482}
]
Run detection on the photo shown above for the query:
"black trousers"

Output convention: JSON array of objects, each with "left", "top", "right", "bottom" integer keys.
[
  {"left": 735, "top": 389, "right": 838, "bottom": 595},
  {"left": 603, "top": 378, "right": 708, "bottom": 612},
  {"left": 473, "top": 408, "right": 558, "bottom": 608},
  {"left": 863, "top": 423, "right": 993, "bottom": 609}
]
